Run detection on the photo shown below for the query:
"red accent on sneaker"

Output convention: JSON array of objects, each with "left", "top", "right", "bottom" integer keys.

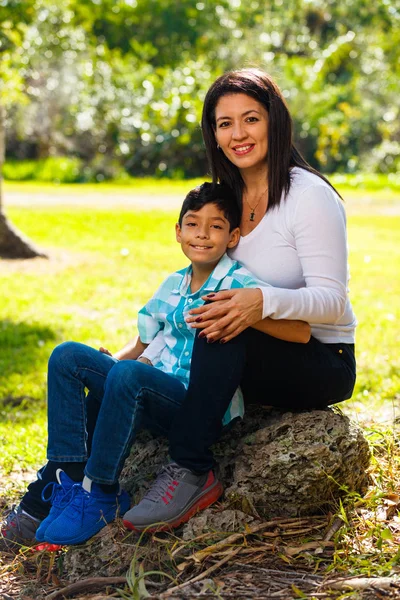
[
  {"left": 162, "top": 497, "right": 169, "bottom": 505},
  {"left": 166, "top": 491, "right": 173, "bottom": 500},
  {"left": 172, "top": 481, "right": 179, "bottom": 486},
  {"left": 124, "top": 472, "right": 223, "bottom": 534},
  {"left": 168, "top": 485, "right": 175, "bottom": 491},
  {"left": 33, "top": 542, "right": 63, "bottom": 553},
  {"left": 204, "top": 470, "right": 215, "bottom": 488}
]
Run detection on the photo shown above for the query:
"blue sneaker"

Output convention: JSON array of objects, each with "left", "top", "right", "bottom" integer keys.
[
  {"left": 35, "top": 469, "right": 77, "bottom": 542},
  {"left": 43, "top": 476, "right": 130, "bottom": 545}
]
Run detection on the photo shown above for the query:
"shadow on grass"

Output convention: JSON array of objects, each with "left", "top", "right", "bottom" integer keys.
[{"left": 0, "top": 319, "right": 57, "bottom": 416}]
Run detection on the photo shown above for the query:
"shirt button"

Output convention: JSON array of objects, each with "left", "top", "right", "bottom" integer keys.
[
  {"left": 188, "top": 298, "right": 194, "bottom": 303},
  {"left": 178, "top": 323, "right": 183, "bottom": 328},
  {"left": 184, "top": 351, "right": 189, "bottom": 356}
]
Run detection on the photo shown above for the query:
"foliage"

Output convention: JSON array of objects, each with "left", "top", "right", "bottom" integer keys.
[
  {"left": 327, "top": 425, "right": 400, "bottom": 577},
  {"left": 330, "top": 172, "right": 400, "bottom": 192},
  {"left": 5, "top": 161, "right": 400, "bottom": 192},
  {"left": 2, "top": 0, "right": 400, "bottom": 177},
  {"left": 3, "top": 157, "right": 83, "bottom": 182}
]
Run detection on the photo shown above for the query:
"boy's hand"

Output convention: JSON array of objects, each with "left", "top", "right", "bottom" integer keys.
[
  {"left": 99, "top": 346, "right": 113, "bottom": 357},
  {"left": 137, "top": 356, "right": 153, "bottom": 366}
]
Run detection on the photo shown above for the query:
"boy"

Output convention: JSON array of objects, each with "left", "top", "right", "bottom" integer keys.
[{"left": 1, "top": 183, "right": 309, "bottom": 548}]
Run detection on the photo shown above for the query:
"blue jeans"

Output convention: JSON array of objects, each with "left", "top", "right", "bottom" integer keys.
[{"left": 47, "top": 342, "right": 186, "bottom": 485}]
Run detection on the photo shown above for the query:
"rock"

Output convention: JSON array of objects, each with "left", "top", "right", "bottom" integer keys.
[
  {"left": 120, "top": 406, "right": 370, "bottom": 519},
  {"left": 61, "top": 522, "right": 134, "bottom": 580},
  {"left": 62, "top": 407, "right": 370, "bottom": 582}
]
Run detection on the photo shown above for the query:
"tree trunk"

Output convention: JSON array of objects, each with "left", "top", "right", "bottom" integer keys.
[{"left": 0, "top": 103, "right": 47, "bottom": 259}]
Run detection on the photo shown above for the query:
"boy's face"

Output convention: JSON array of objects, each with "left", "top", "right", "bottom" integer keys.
[{"left": 176, "top": 203, "right": 240, "bottom": 270}]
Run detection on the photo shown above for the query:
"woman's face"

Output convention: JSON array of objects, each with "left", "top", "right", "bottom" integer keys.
[{"left": 214, "top": 93, "right": 269, "bottom": 173}]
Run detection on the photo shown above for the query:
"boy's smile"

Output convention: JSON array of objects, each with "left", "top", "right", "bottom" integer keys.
[{"left": 176, "top": 203, "right": 239, "bottom": 272}]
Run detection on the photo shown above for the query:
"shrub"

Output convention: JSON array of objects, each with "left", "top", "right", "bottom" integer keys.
[{"left": 3, "top": 157, "right": 83, "bottom": 183}]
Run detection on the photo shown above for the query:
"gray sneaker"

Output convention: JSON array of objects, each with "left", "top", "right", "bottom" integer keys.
[
  {"left": 123, "top": 462, "right": 223, "bottom": 533},
  {"left": 0, "top": 505, "right": 41, "bottom": 551}
]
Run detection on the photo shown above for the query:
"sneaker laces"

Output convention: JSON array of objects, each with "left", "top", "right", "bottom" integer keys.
[
  {"left": 41, "top": 481, "right": 79, "bottom": 509},
  {"left": 1, "top": 505, "right": 38, "bottom": 538},
  {"left": 64, "top": 484, "right": 122, "bottom": 527},
  {"left": 67, "top": 486, "right": 96, "bottom": 526},
  {"left": 1, "top": 505, "right": 19, "bottom": 535},
  {"left": 142, "top": 463, "right": 184, "bottom": 504}
]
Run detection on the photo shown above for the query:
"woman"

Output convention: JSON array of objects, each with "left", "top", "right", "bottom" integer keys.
[{"left": 123, "top": 68, "right": 356, "bottom": 532}]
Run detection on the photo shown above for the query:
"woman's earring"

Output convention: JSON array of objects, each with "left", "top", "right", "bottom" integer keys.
[{"left": 217, "top": 144, "right": 221, "bottom": 150}]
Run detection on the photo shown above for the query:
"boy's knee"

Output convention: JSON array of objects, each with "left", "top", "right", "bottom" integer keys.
[
  {"left": 48, "top": 341, "right": 82, "bottom": 371},
  {"left": 105, "top": 360, "right": 145, "bottom": 392}
]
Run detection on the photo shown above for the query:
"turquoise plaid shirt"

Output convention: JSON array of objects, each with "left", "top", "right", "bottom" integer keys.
[{"left": 138, "top": 253, "right": 266, "bottom": 426}]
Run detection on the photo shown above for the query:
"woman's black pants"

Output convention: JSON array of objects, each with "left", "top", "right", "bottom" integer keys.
[{"left": 169, "top": 329, "right": 356, "bottom": 473}]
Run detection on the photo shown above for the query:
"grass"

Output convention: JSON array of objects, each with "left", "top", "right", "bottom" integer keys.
[
  {"left": 4, "top": 171, "right": 400, "bottom": 199},
  {"left": 3, "top": 178, "right": 207, "bottom": 196},
  {"left": 0, "top": 207, "right": 186, "bottom": 476},
  {"left": 0, "top": 185, "right": 400, "bottom": 592}
]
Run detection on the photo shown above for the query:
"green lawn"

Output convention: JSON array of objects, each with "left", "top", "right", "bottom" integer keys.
[{"left": 1, "top": 196, "right": 399, "bottom": 480}]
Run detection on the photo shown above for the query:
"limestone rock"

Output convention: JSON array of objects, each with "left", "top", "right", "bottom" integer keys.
[
  {"left": 62, "top": 407, "right": 370, "bottom": 582},
  {"left": 61, "top": 522, "right": 134, "bottom": 580},
  {"left": 120, "top": 406, "right": 370, "bottom": 519}
]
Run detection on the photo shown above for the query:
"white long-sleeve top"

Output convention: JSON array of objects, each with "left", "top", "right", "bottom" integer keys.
[{"left": 229, "top": 167, "right": 356, "bottom": 343}]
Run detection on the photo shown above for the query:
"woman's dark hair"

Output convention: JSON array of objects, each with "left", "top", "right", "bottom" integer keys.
[
  {"left": 179, "top": 182, "right": 240, "bottom": 231},
  {"left": 201, "top": 68, "right": 341, "bottom": 211}
]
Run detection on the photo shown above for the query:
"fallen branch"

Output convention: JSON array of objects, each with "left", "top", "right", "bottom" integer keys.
[
  {"left": 323, "top": 516, "right": 344, "bottom": 542},
  {"left": 161, "top": 546, "right": 242, "bottom": 597},
  {"left": 170, "top": 531, "right": 225, "bottom": 558},
  {"left": 212, "top": 543, "right": 276, "bottom": 558},
  {"left": 179, "top": 517, "right": 309, "bottom": 567},
  {"left": 284, "top": 541, "right": 334, "bottom": 556},
  {"left": 325, "top": 576, "right": 400, "bottom": 591},
  {"left": 44, "top": 576, "right": 128, "bottom": 599}
]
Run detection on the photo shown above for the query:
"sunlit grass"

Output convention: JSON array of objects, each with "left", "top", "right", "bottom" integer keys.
[
  {"left": 4, "top": 171, "right": 400, "bottom": 199},
  {"left": 3, "top": 178, "right": 207, "bottom": 196},
  {"left": 0, "top": 198, "right": 399, "bottom": 476}
]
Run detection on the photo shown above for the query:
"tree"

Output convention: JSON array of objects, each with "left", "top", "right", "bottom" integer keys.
[
  {"left": 4, "top": 0, "right": 400, "bottom": 179},
  {"left": 0, "top": 0, "right": 46, "bottom": 258}
]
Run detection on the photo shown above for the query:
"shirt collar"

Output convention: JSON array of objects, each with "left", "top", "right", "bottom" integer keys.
[{"left": 177, "top": 253, "right": 237, "bottom": 297}]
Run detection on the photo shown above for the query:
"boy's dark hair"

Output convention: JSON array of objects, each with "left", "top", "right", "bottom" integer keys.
[{"left": 178, "top": 182, "right": 241, "bottom": 231}]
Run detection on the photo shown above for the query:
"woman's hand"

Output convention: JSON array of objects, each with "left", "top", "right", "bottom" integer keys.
[{"left": 186, "top": 288, "right": 263, "bottom": 342}]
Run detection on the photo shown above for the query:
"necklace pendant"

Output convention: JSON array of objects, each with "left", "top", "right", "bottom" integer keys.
[{"left": 249, "top": 212, "right": 255, "bottom": 222}]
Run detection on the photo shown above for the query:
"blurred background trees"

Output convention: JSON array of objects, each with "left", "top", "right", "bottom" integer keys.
[
  {"left": 0, "top": 0, "right": 47, "bottom": 257},
  {"left": 1, "top": 0, "right": 399, "bottom": 181}
]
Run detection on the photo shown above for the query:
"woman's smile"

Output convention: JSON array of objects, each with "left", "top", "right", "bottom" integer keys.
[{"left": 232, "top": 143, "right": 255, "bottom": 156}]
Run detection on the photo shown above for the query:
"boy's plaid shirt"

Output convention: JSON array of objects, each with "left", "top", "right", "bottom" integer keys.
[{"left": 138, "top": 253, "right": 267, "bottom": 426}]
